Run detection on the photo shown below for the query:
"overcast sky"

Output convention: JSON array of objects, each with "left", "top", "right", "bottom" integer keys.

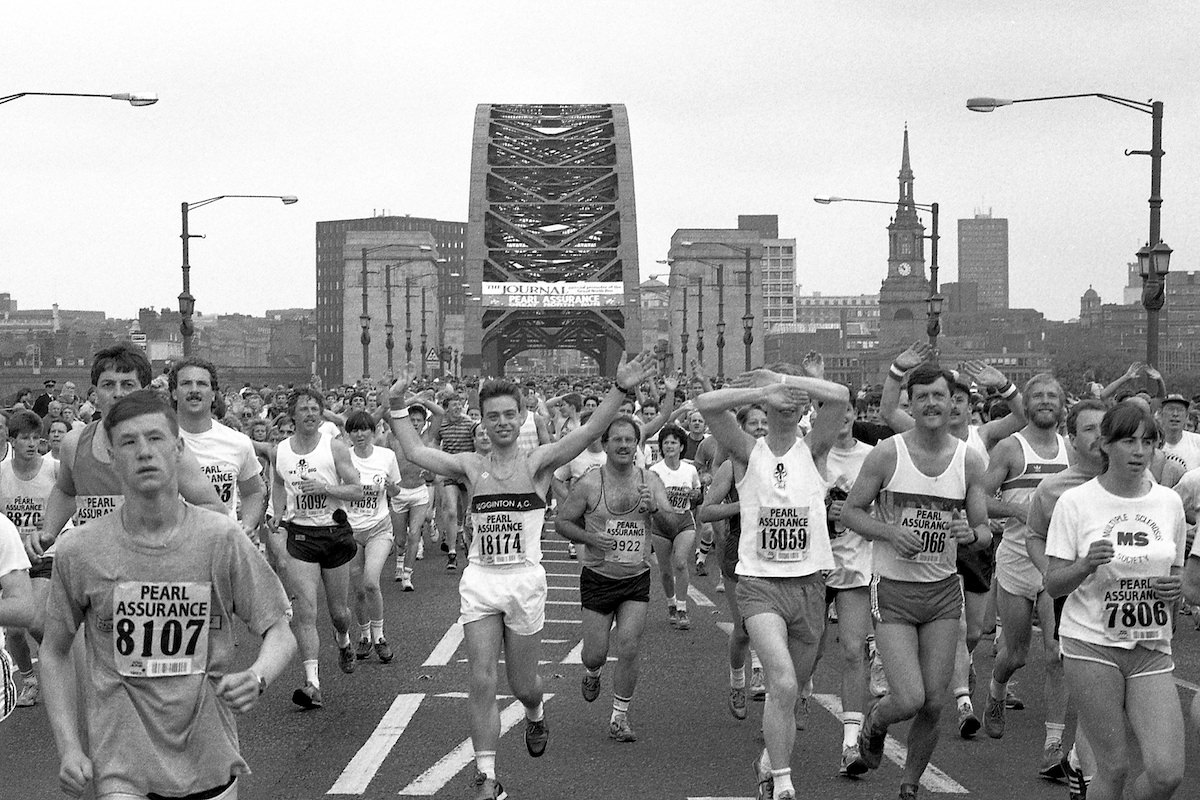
[{"left": 3, "top": 2, "right": 1199, "bottom": 323}]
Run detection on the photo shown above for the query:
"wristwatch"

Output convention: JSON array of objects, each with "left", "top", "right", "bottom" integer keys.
[{"left": 249, "top": 669, "right": 268, "bottom": 695}]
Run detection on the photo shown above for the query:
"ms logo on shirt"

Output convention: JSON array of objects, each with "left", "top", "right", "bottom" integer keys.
[{"left": 773, "top": 462, "right": 788, "bottom": 489}]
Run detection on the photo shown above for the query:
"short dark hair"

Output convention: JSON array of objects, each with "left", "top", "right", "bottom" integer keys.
[
  {"left": 1103, "top": 402, "right": 1158, "bottom": 447},
  {"left": 479, "top": 379, "right": 522, "bottom": 413},
  {"left": 7, "top": 409, "right": 42, "bottom": 438},
  {"left": 602, "top": 415, "right": 642, "bottom": 444},
  {"left": 168, "top": 356, "right": 220, "bottom": 396},
  {"left": 288, "top": 387, "right": 325, "bottom": 417},
  {"left": 658, "top": 423, "right": 687, "bottom": 449},
  {"left": 736, "top": 404, "right": 766, "bottom": 427},
  {"left": 103, "top": 389, "right": 178, "bottom": 439},
  {"left": 906, "top": 364, "right": 956, "bottom": 393},
  {"left": 1066, "top": 399, "right": 1106, "bottom": 436},
  {"left": 344, "top": 410, "right": 375, "bottom": 432},
  {"left": 91, "top": 343, "right": 152, "bottom": 389}
]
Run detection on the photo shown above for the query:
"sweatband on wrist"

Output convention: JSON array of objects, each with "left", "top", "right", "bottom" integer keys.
[
  {"left": 389, "top": 397, "right": 406, "bottom": 411},
  {"left": 390, "top": 407, "right": 410, "bottom": 420},
  {"left": 888, "top": 364, "right": 906, "bottom": 381},
  {"left": 1000, "top": 381, "right": 1017, "bottom": 399}
]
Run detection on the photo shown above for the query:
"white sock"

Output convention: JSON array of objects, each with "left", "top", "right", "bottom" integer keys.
[
  {"left": 585, "top": 665, "right": 602, "bottom": 678},
  {"left": 801, "top": 677, "right": 813, "bottom": 698},
  {"left": 474, "top": 750, "right": 496, "bottom": 780},
  {"left": 676, "top": 599, "right": 688, "bottom": 613},
  {"left": 303, "top": 659, "right": 320, "bottom": 689},
  {"left": 525, "top": 700, "right": 544, "bottom": 722},
  {"left": 336, "top": 629, "right": 351, "bottom": 649},
  {"left": 370, "top": 619, "right": 385, "bottom": 642},
  {"left": 358, "top": 622, "right": 371, "bottom": 641},
  {"left": 730, "top": 666, "right": 746, "bottom": 689},
  {"left": 611, "top": 693, "right": 631, "bottom": 723},
  {"left": 771, "top": 768, "right": 793, "bottom": 799},
  {"left": 841, "top": 711, "right": 863, "bottom": 749},
  {"left": 751, "top": 650, "right": 762, "bottom": 672},
  {"left": 1045, "top": 722, "right": 1065, "bottom": 749}
]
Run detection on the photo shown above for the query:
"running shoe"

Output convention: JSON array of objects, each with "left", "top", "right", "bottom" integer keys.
[
  {"left": 446, "top": 552, "right": 458, "bottom": 571},
  {"left": 394, "top": 564, "right": 404, "bottom": 582},
  {"left": 754, "top": 751, "right": 773, "bottom": 800},
  {"left": 1063, "top": 754, "right": 1087, "bottom": 800},
  {"left": 676, "top": 610, "right": 691, "bottom": 631},
  {"left": 291, "top": 682, "right": 324, "bottom": 710},
  {"left": 401, "top": 572, "right": 415, "bottom": 592},
  {"left": 857, "top": 703, "right": 887, "bottom": 770},
  {"left": 339, "top": 644, "right": 357, "bottom": 674},
  {"left": 1038, "top": 742, "right": 1066, "bottom": 781},
  {"left": 795, "top": 695, "right": 809, "bottom": 730},
  {"left": 581, "top": 673, "right": 601, "bottom": 703},
  {"left": 667, "top": 603, "right": 678, "bottom": 627},
  {"left": 524, "top": 717, "right": 549, "bottom": 757},
  {"left": 695, "top": 554, "right": 708, "bottom": 576},
  {"left": 729, "top": 686, "right": 747, "bottom": 720},
  {"left": 899, "top": 783, "right": 919, "bottom": 800},
  {"left": 983, "top": 694, "right": 1005, "bottom": 739},
  {"left": 750, "top": 668, "right": 766, "bottom": 700},
  {"left": 1005, "top": 685, "right": 1025, "bottom": 710},
  {"left": 356, "top": 638, "right": 373, "bottom": 660},
  {"left": 869, "top": 651, "right": 890, "bottom": 697},
  {"left": 15, "top": 679, "right": 39, "bottom": 707},
  {"left": 775, "top": 792, "right": 794, "bottom": 800},
  {"left": 471, "top": 770, "right": 508, "bottom": 800},
  {"left": 374, "top": 638, "right": 394, "bottom": 664},
  {"left": 608, "top": 717, "right": 638, "bottom": 742},
  {"left": 957, "top": 700, "right": 980, "bottom": 739},
  {"left": 839, "top": 744, "right": 869, "bottom": 778}
]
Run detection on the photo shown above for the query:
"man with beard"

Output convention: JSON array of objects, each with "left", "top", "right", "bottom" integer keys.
[
  {"left": 556, "top": 415, "right": 686, "bottom": 742},
  {"left": 978, "top": 374, "right": 1071, "bottom": 779}
]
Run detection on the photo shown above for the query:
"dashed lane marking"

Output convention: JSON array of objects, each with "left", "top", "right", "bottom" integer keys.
[
  {"left": 421, "top": 623, "right": 464, "bottom": 667},
  {"left": 327, "top": 694, "right": 423, "bottom": 794}
]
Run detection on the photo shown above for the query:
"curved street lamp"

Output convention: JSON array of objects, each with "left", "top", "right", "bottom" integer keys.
[
  {"left": 0, "top": 91, "right": 158, "bottom": 107},
  {"left": 180, "top": 195, "right": 298, "bottom": 356}
]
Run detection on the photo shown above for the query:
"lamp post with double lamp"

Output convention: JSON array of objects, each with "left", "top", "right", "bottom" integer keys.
[
  {"left": 360, "top": 243, "right": 435, "bottom": 379},
  {"left": 681, "top": 241, "right": 758, "bottom": 371},
  {"left": 813, "top": 196, "right": 943, "bottom": 352},
  {"left": 665, "top": 257, "right": 728, "bottom": 379},
  {"left": 0, "top": 91, "right": 158, "bottom": 107},
  {"left": 967, "top": 93, "right": 1169, "bottom": 367},
  {"left": 180, "top": 195, "right": 298, "bottom": 357}
]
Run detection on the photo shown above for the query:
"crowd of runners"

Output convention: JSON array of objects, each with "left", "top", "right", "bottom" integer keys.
[{"left": 2, "top": 341, "right": 1200, "bottom": 800}]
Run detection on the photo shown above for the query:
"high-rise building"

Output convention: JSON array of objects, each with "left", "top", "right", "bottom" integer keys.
[
  {"left": 957, "top": 212, "right": 1009, "bottom": 309},
  {"left": 737, "top": 215, "right": 797, "bottom": 329},
  {"left": 315, "top": 214, "right": 466, "bottom": 386}
]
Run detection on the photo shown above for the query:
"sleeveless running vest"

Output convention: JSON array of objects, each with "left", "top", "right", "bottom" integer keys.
[
  {"left": 1000, "top": 431, "right": 1070, "bottom": 549},
  {"left": 580, "top": 467, "right": 652, "bottom": 579},
  {"left": 516, "top": 413, "right": 541, "bottom": 457},
  {"left": 276, "top": 433, "right": 341, "bottom": 526},
  {"left": 468, "top": 455, "right": 545, "bottom": 569},
  {"left": 72, "top": 422, "right": 125, "bottom": 525},
  {"left": 874, "top": 434, "right": 968, "bottom": 582},
  {"left": 736, "top": 437, "right": 833, "bottom": 578}
]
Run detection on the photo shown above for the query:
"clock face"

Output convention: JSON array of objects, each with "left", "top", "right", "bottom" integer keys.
[{"left": 898, "top": 262, "right": 911, "bottom": 276}]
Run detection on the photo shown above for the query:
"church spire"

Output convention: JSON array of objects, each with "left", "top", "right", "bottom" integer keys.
[{"left": 898, "top": 124, "right": 914, "bottom": 206}]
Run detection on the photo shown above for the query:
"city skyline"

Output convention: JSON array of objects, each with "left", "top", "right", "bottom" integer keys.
[{"left": 3, "top": 2, "right": 1199, "bottom": 324}]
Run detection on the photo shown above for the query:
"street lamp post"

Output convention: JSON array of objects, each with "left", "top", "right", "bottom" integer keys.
[
  {"left": 358, "top": 244, "right": 436, "bottom": 379},
  {"left": 813, "top": 196, "right": 942, "bottom": 352},
  {"left": 384, "top": 267, "right": 395, "bottom": 373},
  {"left": 968, "top": 92, "right": 1167, "bottom": 366},
  {"left": 404, "top": 277, "right": 414, "bottom": 367},
  {"left": 0, "top": 91, "right": 158, "bottom": 107},
  {"left": 180, "top": 195, "right": 298, "bottom": 357},
  {"left": 682, "top": 242, "right": 757, "bottom": 371},
  {"left": 421, "top": 287, "right": 430, "bottom": 377},
  {"left": 695, "top": 276, "right": 705, "bottom": 370}
]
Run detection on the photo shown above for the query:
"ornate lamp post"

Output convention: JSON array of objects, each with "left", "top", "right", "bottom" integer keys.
[{"left": 682, "top": 241, "right": 758, "bottom": 370}]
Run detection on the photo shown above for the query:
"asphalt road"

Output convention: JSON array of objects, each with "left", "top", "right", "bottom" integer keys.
[{"left": 4, "top": 531, "right": 1199, "bottom": 800}]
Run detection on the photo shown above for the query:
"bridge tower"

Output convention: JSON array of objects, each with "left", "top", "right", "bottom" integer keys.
[{"left": 463, "top": 104, "right": 642, "bottom": 376}]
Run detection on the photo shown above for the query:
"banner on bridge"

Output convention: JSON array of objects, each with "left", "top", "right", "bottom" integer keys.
[{"left": 481, "top": 282, "right": 624, "bottom": 309}]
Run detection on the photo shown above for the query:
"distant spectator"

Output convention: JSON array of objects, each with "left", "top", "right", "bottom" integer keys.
[{"left": 31, "top": 379, "right": 56, "bottom": 418}]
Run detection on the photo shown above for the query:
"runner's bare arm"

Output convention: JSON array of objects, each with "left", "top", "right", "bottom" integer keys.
[
  {"left": 554, "top": 470, "right": 600, "bottom": 546},
  {"left": 840, "top": 439, "right": 922, "bottom": 555},
  {"left": 879, "top": 342, "right": 927, "bottom": 433},
  {"left": 1184, "top": 554, "right": 1200, "bottom": 606},
  {"left": 178, "top": 448, "right": 229, "bottom": 513},
  {"left": 387, "top": 367, "right": 470, "bottom": 480},
  {"left": 980, "top": 437, "right": 1028, "bottom": 521},
  {"left": 40, "top": 596, "right": 90, "bottom": 796},
  {"left": 37, "top": 431, "right": 82, "bottom": 552},
  {"left": 215, "top": 615, "right": 296, "bottom": 714},
  {"left": 649, "top": 471, "right": 690, "bottom": 535},
  {"left": 640, "top": 372, "right": 679, "bottom": 442},
  {"left": 960, "top": 449, "right": 994, "bottom": 550},
  {"left": 321, "top": 439, "right": 365, "bottom": 501},
  {"left": 237, "top": 475, "right": 267, "bottom": 532},
  {"left": 805, "top": 395, "right": 850, "bottom": 463},
  {"left": 0, "top": 567, "right": 32, "bottom": 629},
  {"left": 698, "top": 462, "right": 738, "bottom": 523}
]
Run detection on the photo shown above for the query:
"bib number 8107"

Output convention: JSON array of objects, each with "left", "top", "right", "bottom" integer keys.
[{"left": 115, "top": 618, "right": 205, "bottom": 658}]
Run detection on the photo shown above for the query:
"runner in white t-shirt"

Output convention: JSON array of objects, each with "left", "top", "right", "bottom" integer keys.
[
  {"left": 1046, "top": 403, "right": 1186, "bottom": 800},
  {"left": 0, "top": 512, "right": 33, "bottom": 723},
  {"left": 648, "top": 424, "right": 700, "bottom": 630}
]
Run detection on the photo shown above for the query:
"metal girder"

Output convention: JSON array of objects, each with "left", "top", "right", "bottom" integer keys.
[{"left": 464, "top": 103, "right": 642, "bottom": 376}]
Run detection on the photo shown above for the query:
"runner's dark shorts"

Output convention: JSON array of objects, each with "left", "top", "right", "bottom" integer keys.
[
  {"left": 651, "top": 517, "right": 694, "bottom": 544},
  {"left": 283, "top": 519, "right": 357, "bottom": 569},
  {"left": 736, "top": 572, "right": 827, "bottom": 644},
  {"left": 956, "top": 533, "right": 998, "bottom": 595},
  {"left": 871, "top": 574, "right": 963, "bottom": 626},
  {"left": 29, "top": 556, "right": 53, "bottom": 581},
  {"left": 580, "top": 566, "right": 651, "bottom": 616},
  {"left": 720, "top": 528, "right": 740, "bottom": 584},
  {"left": 441, "top": 478, "right": 468, "bottom": 492},
  {"left": 1053, "top": 594, "right": 1066, "bottom": 641}
]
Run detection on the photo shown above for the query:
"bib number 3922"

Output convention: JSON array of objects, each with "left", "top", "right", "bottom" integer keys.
[
  {"left": 605, "top": 518, "right": 646, "bottom": 564},
  {"left": 112, "top": 582, "right": 211, "bottom": 678},
  {"left": 757, "top": 506, "right": 809, "bottom": 562}
]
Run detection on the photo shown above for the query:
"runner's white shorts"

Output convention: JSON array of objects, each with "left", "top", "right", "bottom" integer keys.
[
  {"left": 827, "top": 528, "right": 873, "bottom": 589},
  {"left": 391, "top": 485, "right": 431, "bottom": 513},
  {"left": 459, "top": 563, "right": 546, "bottom": 635},
  {"left": 995, "top": 537, "right": 1043, "bottom": 601}
]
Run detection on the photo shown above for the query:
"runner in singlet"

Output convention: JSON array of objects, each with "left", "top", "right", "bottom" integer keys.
[
  {"left": 272, "top": 387, "right": 364, "bottom": 710},
  {"left": 383, "top": 396, "right": 442, "bottom": 591},
  {"left": 387, "top": 353, "right": 657, "bottom": 800},
  {"left": 435, "top": 394, "right": 475, "bottom": 571},
  {"left": 697, "top": 365, "right": 850, "bottom": 800},
  {"left": 979, "top": 374, "right": 1072, "bottom": 778},
  {"left": 648, "top": 424, "right": 700, "bottom": 630},
  {"left": 698, "top": 404, "right": 768, "bottom": 721},
  {"left": 1047, "top": 403, "right": 1186, "bottom": 800},
  {"left": 1, "top": 410, "right": 57, "bottom": 707},
  {"left": 556, "top": 415, "right": 685, "bottom": 742},
  {"left": 842, "top": 365, "right": 993, "bottom": 800},
  {"left": 170, "top": 358, "right": 265, "bottom": 536}
]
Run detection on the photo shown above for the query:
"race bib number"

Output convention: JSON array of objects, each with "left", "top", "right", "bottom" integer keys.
[
  {"left": 757, "top": 506, "right": 809, "bottom": 562},
  {"left": 112, "top": 582, "right": 211, "bottom": 678},
  {"left": 898, "top": 506, "right": 952, "bottom": 564},
  {"left": 294, "top": 492, "right": 328, "bottom": 519},
  {"left": 664, "top": 486, "right": 694, "bottom": 514},
  {"left": 5, "top": 506, "right": 42, "bottom": 534},
  {"left": 74, "top": 495, "right": 123, "bottom": 525},
  {"left": 1102, "top": 578, "right": 1170, "bottom": 642},
  {"left": 350, "top": 485, "right": 380, "bottom": 512},
  {"left": 475, "top": 512, "right": 525, "bottom": 565},
  {"left": 605, "top": 518, "right": 647, "bottom": 564}
]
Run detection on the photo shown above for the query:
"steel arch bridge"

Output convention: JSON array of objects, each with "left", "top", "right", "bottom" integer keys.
[{"left": 463, "top": 103, "right": 642, "bottom": 376}]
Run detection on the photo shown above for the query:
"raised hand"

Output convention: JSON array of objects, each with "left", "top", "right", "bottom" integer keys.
[
  {"left": 802, "top": 350, "right": 825, "bottom": 380},
  {"left": 1145, "top": 365, "right": 1163, "bottom": 382},
  {"left": 615, "top": 350, "right": 660, "bottom": 392},
  {"left": 388, "top": 363, "right": 418, "bottom": 398},
  {"left": 663, "top": 370, "right": 681, "bottom": 393},
  {"left": 762, "top": 383, "right": 808, "bottom": 413},
  {"left": 894, "top": 341, "right": 932, "bottom": 372},
  {"left": 961, "top": 360, "right": 1007, "bottom": 389}
]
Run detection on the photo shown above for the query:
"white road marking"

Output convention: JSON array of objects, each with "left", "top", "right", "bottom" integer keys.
[
  {"left": 547, "top": 585, "right": 577, "bottom": 591},
  {"left": 1176, "top": 676, "right": 1200, "bottom": 693},
  {"left": 688, "top": 585, "right": 716, "bottom": 608},
  {"left": 542, "top": 558, "right": 578, "bottom": 564},
  {"left": 544, "top": 638, "right": 569, "bottom": 644},
  {"left": 399, "top": 695, "right": 554, "bottom": 796},
  {"left": 421, "top": 623, "right": 464, "bottom": 667},
  {"left": 327, "top": 693, "right": 424, "bottom": 794},
  {"left": 546, "top": 600, "right": 577, "bottom": 605},
  {"left": 545, "top": 619, "right": 581, "bottom": 624},
  {"left": 812, "top": 694, "right": 969, "bottom": 794}
]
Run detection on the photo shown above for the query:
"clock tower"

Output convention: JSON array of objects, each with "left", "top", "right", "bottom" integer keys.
[{"left": 878, "top": 126, "right": 931, "bottom": 352}]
